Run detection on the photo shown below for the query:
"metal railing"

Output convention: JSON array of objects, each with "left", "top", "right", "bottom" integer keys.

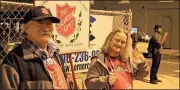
[{"left": 0, "top": 1, "right": 33, "bottom": 59}]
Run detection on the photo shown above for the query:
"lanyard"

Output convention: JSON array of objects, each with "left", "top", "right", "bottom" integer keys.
[
  {"left": 107, "top": 56, "right": 116, "bottom": 73},
  {"left": 107, "top": 56, "right": 132, "bottom": 88}
]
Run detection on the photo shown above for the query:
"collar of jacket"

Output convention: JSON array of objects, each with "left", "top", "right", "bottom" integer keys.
[
  {"left": 21, "top": 39, "right": 60, "bottom": 60},
  {"left": 92, "top": 53, "right": 110, "bottom": 74},
  {"left": 93, "top": 53, "right": 132, "bottom": 73}
]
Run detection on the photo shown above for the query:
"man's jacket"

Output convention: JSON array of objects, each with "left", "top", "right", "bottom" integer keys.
[{"left": 0, "top": 40, "right": 68, "bottom": 89}]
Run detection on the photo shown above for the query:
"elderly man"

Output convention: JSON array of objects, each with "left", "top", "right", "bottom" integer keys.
[{"left": 0, "top": 6, "right": 69, "bottom": 89}]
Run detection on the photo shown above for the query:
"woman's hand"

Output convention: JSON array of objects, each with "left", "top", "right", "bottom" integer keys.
[{"left": 108, "top": 70, "right": 117, "bottom": 86}]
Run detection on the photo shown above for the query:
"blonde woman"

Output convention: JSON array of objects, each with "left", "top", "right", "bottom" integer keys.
[{"left": 85, "top": 29, "right": 149, "bottom": 89}]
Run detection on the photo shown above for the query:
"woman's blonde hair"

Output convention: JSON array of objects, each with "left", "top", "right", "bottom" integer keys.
[{"left": 101, "top": 28, "right": 132, "bottom": 61}]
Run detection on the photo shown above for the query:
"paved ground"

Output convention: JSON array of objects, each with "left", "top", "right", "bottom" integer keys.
[
  {"left": 133, "top": 56, "right": 179, "bottom": 89},
  {"left": 161, "top": 49, "right": 179, "bottom": 57}
]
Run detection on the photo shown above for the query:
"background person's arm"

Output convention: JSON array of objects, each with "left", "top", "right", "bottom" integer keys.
[
  {"left": 135, "top": 54, "right": 149, "bottom": 78},
  {"left": 155, "top": 32, "right": 168, "bottom": 46}
]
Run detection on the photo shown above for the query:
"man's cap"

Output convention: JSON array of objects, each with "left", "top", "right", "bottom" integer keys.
[{"left": 23, "top": 6, "right": 60, "bottom": 24}]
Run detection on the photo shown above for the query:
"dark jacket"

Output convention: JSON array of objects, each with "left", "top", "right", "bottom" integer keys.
[
  {"left": 85, "top": 53, "right": 149, "bottom": 90},
  {"left": 0, "top": 40, "right": 68, "bottom": 89},
  {"left": 149, "top": 33, "right": 162, "bottom": 54}
]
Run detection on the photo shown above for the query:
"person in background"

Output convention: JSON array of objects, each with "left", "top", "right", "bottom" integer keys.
[
  {"left": 131, "top": 44, "right": 149, "bottom": 80},
  {"left": 0, "top": 6, "right": 70, "bottom": 89},
  {"left": 85, "top": 28, "right": 149, "bottom": 89},
  {"left": 149, "top": 25, "right": 168, "bottom": 84},
  {"left": 131, "top": 31, "right": 138, "bottom": 49},
  {"left": 131, "top": 31, "right": 149, "bottom": 80}
]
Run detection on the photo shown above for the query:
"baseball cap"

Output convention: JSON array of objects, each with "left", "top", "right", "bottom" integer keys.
[{"left": 23, "top": 6, "right": 60, "bottom": 24}]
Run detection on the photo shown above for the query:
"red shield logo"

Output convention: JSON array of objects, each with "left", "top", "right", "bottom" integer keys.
[
  {"left": 41, "top": 8, "right": 49, "bottom": 14},
  {"left": 56, "top": 4, "right": 76, "bottom": 38}
]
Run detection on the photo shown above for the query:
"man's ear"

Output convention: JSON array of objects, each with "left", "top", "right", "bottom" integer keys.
[
  {"left": 155, "top": 29, "right": 158, "bottom": 32},
  {"left": 24, "top": 24, "right": 28, "bottom": 33},
  {"left": 23, "top": 21, "right": 32, "bottom": 33},
  {"left": 21, "top": 24, "right": 27, "bottom": 32}
]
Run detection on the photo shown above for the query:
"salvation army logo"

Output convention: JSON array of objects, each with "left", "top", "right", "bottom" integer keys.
[
  {"left": 90, "top": 16, "right": 96, "bottom": 41},
  {"left": 56, "top": 4, "right": 76, "bottom": 38},
  {"left": 41, "top": 8, "right": 49, "bottom": 14}
]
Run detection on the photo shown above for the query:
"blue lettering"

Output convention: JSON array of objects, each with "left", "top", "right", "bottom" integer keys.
[
  {"left": 62, "top": 54, "right": 69, "bottom": 63},
  {"left": 75, "top": 53, "right": 79, "bottom": 62},
  {"left": 92, "top": 50, "right": 96, "bottom": 56},
  {"left": 84, "top": 52, "right": 89, "bottom": 61},
  {"left": 79, "top": 53, "right": 83, "bottom": 62}
]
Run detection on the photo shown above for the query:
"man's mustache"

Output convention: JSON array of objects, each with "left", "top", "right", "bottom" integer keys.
[{"left": 40, "top": 31, "right": 52, "bottom": 36}]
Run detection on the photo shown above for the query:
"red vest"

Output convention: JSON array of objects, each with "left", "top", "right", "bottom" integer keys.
[{"left": 106, "top": 57, "right": 133, "bottom": 89}]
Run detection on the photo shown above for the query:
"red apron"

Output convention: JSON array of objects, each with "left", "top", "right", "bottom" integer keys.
[{"left": 106, "top": 57, "right": 133, "bottom": 89}]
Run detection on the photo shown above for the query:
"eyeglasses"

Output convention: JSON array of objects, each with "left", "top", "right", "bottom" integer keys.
[
  {"left": 34, "top": 20, "right": 52, "bottom": 27},
  {"left": 112, "top": 38, "right": 126, "bottom": 45}
]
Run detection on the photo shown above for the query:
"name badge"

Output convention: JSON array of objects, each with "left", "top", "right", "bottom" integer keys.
[{"left": 47, "top": 58, "right": 56, "bottom": 64}]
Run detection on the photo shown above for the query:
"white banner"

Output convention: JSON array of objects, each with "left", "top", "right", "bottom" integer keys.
[
  {"left": 62, "top": 15, "right": 113, "bottom": 73},
  {"left": 89, "top": 15, "right": 113, "bottom": 49},
  {"left": 35, "top": 1, "right": 90, "bottom": 54},
  {"left": 62, "top": 49, "right": 100, "bottom": 73}
]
